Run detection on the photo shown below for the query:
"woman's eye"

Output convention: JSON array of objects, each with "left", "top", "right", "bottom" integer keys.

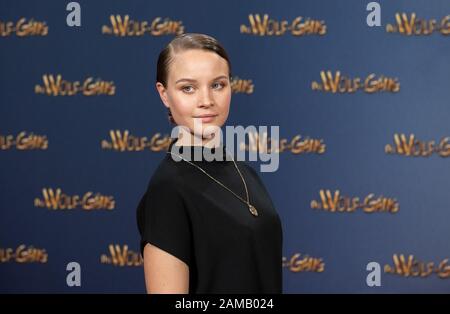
[
  {"left": 212, "top": 82, "right": 225, "bottom": 89},
  {"left": 182, "top": 86, "right": 194, "bottom": 93}
]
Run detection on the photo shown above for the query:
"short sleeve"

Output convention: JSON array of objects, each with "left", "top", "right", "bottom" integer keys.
[{"left": 136, "top": 180, "right": 192, "bottom": 268}]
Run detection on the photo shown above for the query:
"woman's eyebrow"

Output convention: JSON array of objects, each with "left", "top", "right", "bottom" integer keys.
[{"left": 175, "top": 75, "right": 229, "bottom": 84}]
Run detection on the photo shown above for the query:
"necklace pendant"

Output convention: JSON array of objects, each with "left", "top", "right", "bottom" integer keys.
[{"left": 249, "top": 204, "right": 258, "bottom": 217}]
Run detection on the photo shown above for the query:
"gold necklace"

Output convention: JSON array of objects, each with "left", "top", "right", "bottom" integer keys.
[{"left": 166, "top": 149, "right": 259, "bottom": 217}]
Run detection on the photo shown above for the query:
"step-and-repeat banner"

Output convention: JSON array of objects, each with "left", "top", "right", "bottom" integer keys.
[{"left": 1, "top": 0, "right": 450, "bottom": 293}]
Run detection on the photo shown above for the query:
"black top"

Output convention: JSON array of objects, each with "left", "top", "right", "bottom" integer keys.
[{"left": 136, "top": 138, "right": 283, "bottom": 294}]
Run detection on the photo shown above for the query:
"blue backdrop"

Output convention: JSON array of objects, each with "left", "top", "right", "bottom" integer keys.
[{"left": 1, "top": 0, "right": 450, "bottom": 293}]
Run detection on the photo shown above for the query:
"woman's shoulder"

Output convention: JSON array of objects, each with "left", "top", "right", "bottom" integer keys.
[
  {"left": 145, "top": 154, "right": 186, "bottom": 192},
  {"left": 137, "top": 155, "right": 187, "bottom": 216},
  {"left": 237, "top": 160, "right": 260, "bottom": 177}
]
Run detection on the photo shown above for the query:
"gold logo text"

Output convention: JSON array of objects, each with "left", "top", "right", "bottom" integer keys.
[
  {"left": 283, "top": 253, "right": 325, "bottom": 273},
  {"left": 100, "top": 244, "right": 143, "bottom": 266},
  {"left": 0, "top": 132, "right": 48, "bottom": 150},
  {"left": 0, "top": 18, "right": 48, "bottom": 37},
  {"left": 34, "top": 188, "right": 115, "bottom": 210},
  {"left": 312, "top": 71, "right": 400, "bottom": 93},
  {"left": 241, "top": 14, "right": 326, "bottom": 36},
  {"left": 385, "top": 134, "right": 450, "bottom": 157},
  {"left": 385, "top": 254, "right": 450, "bottom": 278},
  {"left": 35, "top": 74, "right": 115, "bottom": 96},
  {"left": 0, "top": 245, "right": 48, "bottom": 263},
  {"left": 102, "top": 15, "right": 184, "bottom": 36},
  {"left": 311, "top": 190, "right": 399, "bottom": 213},
  {"left": 240, "top": 132, "right": 325, "bottom": 154},
  {"left": 386, "top": 13, "right": 450, "bottom": 35},
  {"left": 101, "top": 130, "right": 172, "bottom": 152}
]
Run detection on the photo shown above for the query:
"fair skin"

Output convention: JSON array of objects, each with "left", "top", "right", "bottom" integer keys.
[
  {"left": 157, "top": 49, "right": 231, "bottom": 148},
  {"left": 143, "top": 48, "right": 232, "bottom": 294}
]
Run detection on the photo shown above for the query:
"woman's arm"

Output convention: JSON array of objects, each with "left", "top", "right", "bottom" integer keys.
[{"left": 143, "top": 243, "right": 189, "bottom": 294}]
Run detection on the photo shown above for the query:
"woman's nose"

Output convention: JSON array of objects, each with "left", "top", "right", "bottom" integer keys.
[{"left": 198, "top": 88, "right": 214, "bottom": 107}]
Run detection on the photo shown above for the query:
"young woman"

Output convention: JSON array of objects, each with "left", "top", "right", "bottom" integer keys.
[{"left": 136, "top": 33, "right": 283, "bottom": 294}]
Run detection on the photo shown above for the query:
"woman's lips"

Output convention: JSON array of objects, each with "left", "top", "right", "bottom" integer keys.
[{"left": 194, "top": 114, "right": 218, "bottom": 123}]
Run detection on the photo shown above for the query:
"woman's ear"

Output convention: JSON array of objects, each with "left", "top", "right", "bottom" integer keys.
[{"left": 156, "top": 82, "right": 170, "bottom": 109}]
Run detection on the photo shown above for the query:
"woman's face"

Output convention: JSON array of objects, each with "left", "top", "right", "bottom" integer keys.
[{"left": 156, "top": 49, "right": 231, "bottom": 141}]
